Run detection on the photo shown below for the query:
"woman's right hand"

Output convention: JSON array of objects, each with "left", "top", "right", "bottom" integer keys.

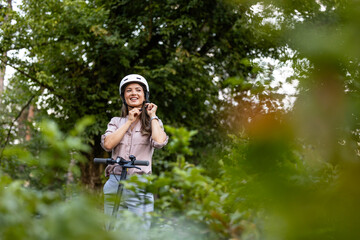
[{"left": 128, "top": 108, "right": 141, "bottom": 123}]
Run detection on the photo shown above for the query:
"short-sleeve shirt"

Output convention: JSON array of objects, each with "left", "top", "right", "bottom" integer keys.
[{"left": 101, "top": 116, "right": 168, "bottom": 176}]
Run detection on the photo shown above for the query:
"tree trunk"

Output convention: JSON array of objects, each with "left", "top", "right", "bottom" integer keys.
[
  {"left": 0, "top": 53, "right": 5, "bottom": 94},
  {"left": 80, "top": 136, "right": 107, "bottom": 189},
  {"left": 25, "top": 105, "right": 34, "bottom": 141}
]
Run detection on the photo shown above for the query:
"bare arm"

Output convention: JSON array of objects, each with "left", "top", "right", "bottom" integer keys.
[
  {"left": 151, "top": 118, "right": 167, "bottom": 143},
  {"left": 103, "top": 120, "right": 131, "bottom": 151},
  {"left": 103, "top": 108, "right": 141, "bottom": 150},
  {"left": 146, "top": 103, "right": 167, "bottom": 143}
]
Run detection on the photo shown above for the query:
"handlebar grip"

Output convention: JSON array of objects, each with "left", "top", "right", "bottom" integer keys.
[
  {"left": 134, "top": 160, "right": 149, "bottom": 166},
  {"left": 94, "top": 158, "right": 112, "bottom": 164}
]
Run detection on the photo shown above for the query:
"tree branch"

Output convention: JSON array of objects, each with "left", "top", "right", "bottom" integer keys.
[
  {"left": 5, "top": 62, "right": 66, "bottom": 101},
  {"left": 0, "top": 94, "right": 35, "bottom": 162}
]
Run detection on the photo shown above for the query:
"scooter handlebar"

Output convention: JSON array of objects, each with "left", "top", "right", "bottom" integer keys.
[
  {"left": 93, "top": 158, "right": 112, "bottom": 164},
  {"left": 133, "top": 160, "right": 149, "bottom": 166},
  {"left": 93, "top": 158, "right": 149, "bottom": 166}
]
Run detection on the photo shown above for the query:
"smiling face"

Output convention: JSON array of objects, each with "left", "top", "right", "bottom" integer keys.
[{"left": 123, "top": 83, "right": 145, "bottom": 108}]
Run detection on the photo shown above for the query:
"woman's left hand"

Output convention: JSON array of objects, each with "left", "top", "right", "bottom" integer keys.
[
  {"left": 146, "top": 103, "right": 158, "bottom": 117},
  {"left": 146, "top": 102, "right": 167, "bottom": 143}
]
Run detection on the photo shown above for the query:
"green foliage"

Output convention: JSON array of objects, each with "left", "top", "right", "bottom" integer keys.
[
  {"left": 2, "top": 119, "right": 358, "bottom": 240},
  {"left": 150, "top": 164, "right": 264, "bottom": 239},
  {"left": 124, "top": 126, "right": 261, "bottom": 239},
  {"left": 141, "top": 115, "right": 358, "bottom": 239},
  {"left": 164, "top": 125, "right": 198, "bottom": 159},
  {"left": 0, "top": 119, "right": 134, "bottom": 240},
  {"left": 0, "top": 178, "right": 103, "bottom": 240},
  {"left": 1, "top": 0, "right": 360, "bottom": 239},
  {"left": 2, "top": 116, "right": 94, "bottom": 191},
  {"left": 1, "top": 0, "right": 285, "bottom": 183}
]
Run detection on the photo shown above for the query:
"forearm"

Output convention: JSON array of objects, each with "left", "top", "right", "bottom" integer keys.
[
  {"left": 103, "top": 120, "right": 132, "bottom": 150},
  {"left": 151, "top": 119, "right": 167, "bottom": 143}
]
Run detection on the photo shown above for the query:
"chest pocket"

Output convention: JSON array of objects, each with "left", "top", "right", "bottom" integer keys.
[{"left": 133, "top": 131, "right": 150, "bottom": 145}]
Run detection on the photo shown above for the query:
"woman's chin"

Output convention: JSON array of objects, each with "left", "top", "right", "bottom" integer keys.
[{"left": 128, "top": 103, "right": 142, "bottom": 108}]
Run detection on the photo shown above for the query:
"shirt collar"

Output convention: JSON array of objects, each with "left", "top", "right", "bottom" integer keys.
[
  {"left": 125, "top": 116, "right": 142, "bottom": 132},
  {"left": 134, "top": 120, "right": 141, "bottom": 132}
]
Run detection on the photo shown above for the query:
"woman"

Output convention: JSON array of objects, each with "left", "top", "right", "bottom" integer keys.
[{"left": 101, "top": 74, "right": 168, "bottom": 230}]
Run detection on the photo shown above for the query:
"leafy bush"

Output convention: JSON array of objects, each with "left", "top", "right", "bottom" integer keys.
[
  {"left": 2, "top": 117, "right": 93, "bottom": 192},
  {"left": 0, "top": 118, "right": 128, "bottom": 240},
  {"left": 129, "top": 115, "right": 360, "bottom": 240},
  {"left": 0, "top": 115, "right": 359, "bottom": 240}
]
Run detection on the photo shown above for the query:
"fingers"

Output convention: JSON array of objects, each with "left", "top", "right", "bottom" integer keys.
[
  {"left": 129, "top": 108, "right": 141, "bottom": 121},
  {"left": 145, "top": 103, "right": 157, "bottom": 110},
  {"left": 145, "top": 103, "right": 158, "bottom": 116}
]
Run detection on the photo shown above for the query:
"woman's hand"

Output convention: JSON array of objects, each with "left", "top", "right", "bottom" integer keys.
[
  {"left": 146, "top": 102, "right": 167, "bottom": 143},
  {"left": 146, "top": 103, "right": 158, "bottom": 117},
  {"left": 128, "top": 107, "right": 142, "bottom": 123}
]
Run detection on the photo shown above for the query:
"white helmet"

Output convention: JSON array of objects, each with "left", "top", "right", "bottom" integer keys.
[
  {"left": 119, "top": 74, "right": 149, "bottom": 95},
  {"left": 119, "top": 74, "right": 150, "bottom": 104}
]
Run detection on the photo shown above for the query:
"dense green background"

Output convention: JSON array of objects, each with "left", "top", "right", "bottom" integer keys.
[{"left": 1, "top": 0, "right": 360, "bottom": 239}]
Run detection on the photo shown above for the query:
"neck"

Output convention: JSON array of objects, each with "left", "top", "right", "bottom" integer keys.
[{"left": 127, "top": 103, "right": 144, "bottom": 111}]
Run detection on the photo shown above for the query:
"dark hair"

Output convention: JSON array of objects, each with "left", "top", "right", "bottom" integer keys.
[{"left": 120, "top": 83, "right": 151, "bottom": 136}]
